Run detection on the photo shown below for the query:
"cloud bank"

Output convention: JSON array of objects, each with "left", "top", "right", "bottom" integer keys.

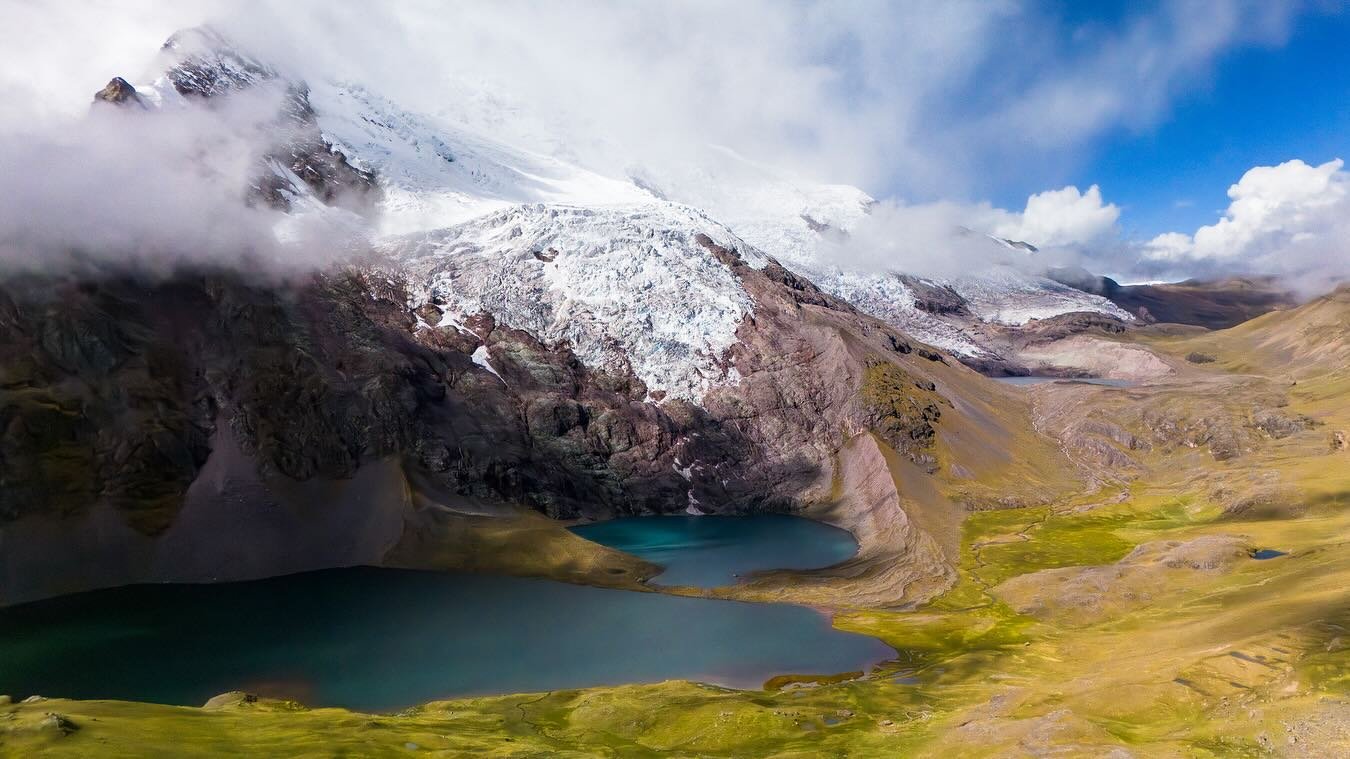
[
  {"left": 1139, "top": 158, "right": 1350, "bottom": 289},
  {"left": 996, "top": 185, "right": 1121, "bottom": 249},
  {"left": 816, "top": 183, "right": 1125, "bottom": 281},
  {"left": 0, "top": 92, "right": 268, "bottom": 271},
  {"left": 0, "top": 1, "right": 1302, "bottom": 200},
  {"left": 0, "top": 80, "right": 368, "bottom": 275},
  {"left": 0, "top": 1, "right": 1339, "bottom": 288}
]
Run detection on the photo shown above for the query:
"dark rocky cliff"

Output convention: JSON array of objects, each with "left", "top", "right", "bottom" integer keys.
[{"left": 0, "top": 240, "right": 1023, "bottom": 605}]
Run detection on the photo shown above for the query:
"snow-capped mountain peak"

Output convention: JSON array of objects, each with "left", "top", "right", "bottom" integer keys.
[
  {"left": 306, "top": 82, "right": 655, "bottom": 237},
  {"left": 100, "top": 26, "right": 1135, "bottom": 397},
  {"left": 156, "top": 26, "right": 280, "bottom": 98}
]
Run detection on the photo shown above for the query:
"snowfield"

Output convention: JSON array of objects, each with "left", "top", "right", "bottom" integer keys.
[
  {"left": 303, "top": 79, "right": 781, "bottom": 401},
  {"left": 386, "top": 203, "right": 767, "bottom": 401},
  {"left": 308, "top": 82, "right": 654, "bottom": 237},
  {"left": 951, "top": 267, "right": 1134, "bottom": 326}
]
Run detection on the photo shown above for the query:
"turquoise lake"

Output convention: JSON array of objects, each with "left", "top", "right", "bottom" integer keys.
[
  {"left": 0, "top": 518, "right": 891, "bottom": 712},
  {"left": 570, "top": 513, "right": 859, "bottom": 587}
]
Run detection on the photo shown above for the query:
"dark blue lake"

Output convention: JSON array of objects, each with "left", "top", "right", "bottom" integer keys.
[
  {"left": 1252, "top": 548, "right": 1287, "bottom": 560},
  {"left": 569, "top": 514, "right": 859, "bottom": 588},
  {"left": 0, "top": 550, "right": 891, "bottom": 712}
]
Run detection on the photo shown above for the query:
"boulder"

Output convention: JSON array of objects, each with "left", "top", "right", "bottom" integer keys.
[{"left": 203, "top": 691, "right": 259, "bottom": 709}]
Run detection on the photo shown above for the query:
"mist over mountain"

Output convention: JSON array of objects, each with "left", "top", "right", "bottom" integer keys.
[{"left": 3, "top": 1, "right": 1346, "bottom": 291}]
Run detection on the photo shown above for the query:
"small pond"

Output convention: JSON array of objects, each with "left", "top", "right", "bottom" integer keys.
[{"left": 1251, "top": 549, "right": 1288, "bottom": 560}]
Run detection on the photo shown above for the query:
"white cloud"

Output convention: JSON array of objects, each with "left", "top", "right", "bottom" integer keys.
[
  {"left": 1193, "top": 158, "right": 1345, "bottom": 259},
  {"left": 1143, "top": 159, "right": 1350, "bottom": 284},
  {"left": 818, "top": 198, "right": 1012, "bottom": 279},
  {"left": 0, "top": 84, "right": 364, "bottom": 273},
  {"left": 981, "top": 3, "right": 1293, "bottom": 147},
  {"left": 995, "top": 184, "right": 1120, "bottom": 247},
  {"left": 0, "top": 2, "right": 1330, "bottom": 288},
  {"left": 0, "top": 0, "right": 221, "bottom": 130},
  {"left": 813, "top": 184, "right": 1121, "bottom": 281},
  {"left": 909, "top": 1, "right": 1298, "bottom": 195},
  {"left": 1141, "top": 231, "right": 1194, "bottom": 262},
  {"left": 0, "top": 1, "right": 1303, "bottom": 201}
]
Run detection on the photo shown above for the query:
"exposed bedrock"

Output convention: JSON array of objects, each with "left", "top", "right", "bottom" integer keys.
[
  {"left": 728, "top": 432, "right": 960, "bottom": 608},
  {"left": 1, "top": 429, "right": 415, "bottom": 605}
]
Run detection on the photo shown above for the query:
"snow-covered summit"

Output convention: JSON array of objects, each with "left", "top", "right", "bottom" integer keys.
[
  {"left": 294, "top": 76, "right": 770, "bottom": 401},
  {"left": 110, "top": 27, "right": 1135, "bottom": 394},
  {"left": 107, "top": 28, "right": 776, "bottom": 402},
  {"left": 307, "top": 83, "right": 655, "bottom": 237},
  {"left": 302, "top": 68, "right": 1131, "bottom": 365}
]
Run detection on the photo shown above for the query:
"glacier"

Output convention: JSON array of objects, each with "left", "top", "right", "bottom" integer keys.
[{"left": 123, "top": 28, "right": 1134, "bottom": 400}]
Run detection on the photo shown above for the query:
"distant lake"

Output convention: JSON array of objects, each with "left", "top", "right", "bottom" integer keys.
[
  {"left": 0, "top": 518, "right": 891, "bottom": 713},
  {"left": 570, "top": 514, "right": 859, "bottom": 588}
]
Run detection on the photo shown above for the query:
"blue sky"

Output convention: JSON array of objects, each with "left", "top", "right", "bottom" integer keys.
[{"left": 992, "top": 4, "right": 1350, "bottom": 240}]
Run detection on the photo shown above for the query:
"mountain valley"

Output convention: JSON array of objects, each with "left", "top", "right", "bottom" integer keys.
[{"left": 1, "top": 23, "right": 1347, "bottom": 759}]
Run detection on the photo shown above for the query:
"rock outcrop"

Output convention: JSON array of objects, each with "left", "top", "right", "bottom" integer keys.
[
  {"left": 142, "top": 27, "right": 380, "bottom": 213},
  {"left": 93, "top": 77, "right": 147, "bottom": 108},
  {"left": 0, "top": 268, "right": 722, "bottom": 602}
]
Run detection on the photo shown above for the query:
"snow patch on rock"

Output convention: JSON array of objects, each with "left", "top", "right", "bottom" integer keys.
[{"left": 471, "top": 344, "right": 505, "bottom": 383}]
